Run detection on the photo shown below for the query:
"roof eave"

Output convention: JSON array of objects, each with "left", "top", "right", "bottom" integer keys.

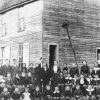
[{"left": 0, "top": 0, "right": 38, "bottom": 14}]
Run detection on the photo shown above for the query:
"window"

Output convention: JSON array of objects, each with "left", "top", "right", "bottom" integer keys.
[
  {"left": 1, "top": 23, "right": 7, "bottom": 36},
  {"left": 18, "top": 17, "right": 26, "bottom": 32},
  {"left": 0, "top": 47, "right": 5, "bottom": 64},
  {"left": 19, "top": 44, "right": 23, "bottom": 67},
  {"left": 0, "top": 46, "right": 11, "bottom": 65},
  {"left": 19, "top": 43, "right": 29, "bottom": 68},
  {"left": 18, "top": 7, "right": 26, "bottom": 32},
  {"left": 23, "top": 43, "right": 29, "bottom": 68},
  {"left": 97, "top": 48, "right": 100, "bottom": 60}
]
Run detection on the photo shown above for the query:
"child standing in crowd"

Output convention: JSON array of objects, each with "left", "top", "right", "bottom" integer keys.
[
  {"left": 0, "top": 87, "right": 10, "bottom": 100},
  {"left": 64, "top": 86, "right": 72, "bottom": 100},
  {"left": 65, "top": 73, "right": 73, "bottom": 86},
  {"left": 22, "top": 87, "right": 31, "bottom": 100},
  {"left": 43, "top": 85, "right": 52, "bottom": 100},
  {"left": 73, "top": 85, "right": 83, "bottom": 100},
  {"left": 32, "top": 86, "right": 41, "bottom": 100},
  {"left": 52, "top": 86, "right": 61, "bottom": 100},
  {"left": 85, "top": 85, "right": 96, "bottom": 100},
  {"left": 11, "top": 87, "right": 21, "bottom": 100}
]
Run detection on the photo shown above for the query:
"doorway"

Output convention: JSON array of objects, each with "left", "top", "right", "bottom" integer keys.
[{"left": 48, "top": 44, "right": 59, "bottom": 69}]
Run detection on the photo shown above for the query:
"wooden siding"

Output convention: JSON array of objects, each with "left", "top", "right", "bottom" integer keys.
[
  {"left": 0, "top": 0, "right": 43, "bottom": 64},
  {"left": 42, "top": 0, "right": 100, "bottom": 69}
]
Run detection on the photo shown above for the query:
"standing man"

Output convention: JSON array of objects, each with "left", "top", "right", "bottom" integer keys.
[
  {"left": 1, "top": 59, "right": 13, "bottom": 77},
  {"left": 12, "top": 59, "right": 19, "bottom": 77},
  {"left": 35, "top": 57, "right": 45, "bottom": 90}
]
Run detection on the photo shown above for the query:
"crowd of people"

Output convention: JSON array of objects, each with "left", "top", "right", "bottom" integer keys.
[{"left": 0, "top": 57, "right": 100, "bottom": 100}]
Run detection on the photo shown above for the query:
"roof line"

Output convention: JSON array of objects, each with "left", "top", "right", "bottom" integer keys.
[{"left": 0, "top": 0, "right": 38, "bottom": 14}]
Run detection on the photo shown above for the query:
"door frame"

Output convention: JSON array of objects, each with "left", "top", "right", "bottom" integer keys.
[
  {"left": 96, "top": 47, "right": 100, "bottom": 60},
  {"left": 48, "top": 43, "right": 59, "bottom": 67}
]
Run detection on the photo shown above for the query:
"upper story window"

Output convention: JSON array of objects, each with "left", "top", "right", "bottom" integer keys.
[
  {"left": 18, "top": 7, "right": 26, "bottom": 32},
  {"left": 1, "top": 23, "right": 7, "bottom": 36},
  {"left": 0, "top": 15, "right": 7, "bottom": 37},
  {"left": 18, "top": 17, "right": 26, "bottom": 32}
]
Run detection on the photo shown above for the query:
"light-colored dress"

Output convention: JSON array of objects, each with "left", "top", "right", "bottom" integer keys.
[{"left": 23, "top": 92, "right": 31, "bottom": 100}]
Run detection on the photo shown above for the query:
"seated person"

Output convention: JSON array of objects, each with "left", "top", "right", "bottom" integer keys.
[
  {"left": 18, "top": 85, "right": 25, "bottom": 94},
  {"left": 76, "top": 74, "right": 88, "bottom": 96},
  {"left": 64, "top": 86, "right": 72, "bottom": 100},
  {"left": 72, "top": 75, "right": 79, "bottom": 94},
  {"left": 43, "top": 85, "right": 52, "bottom": 100},
  {"left": 73, "top": 85, "right": 83, "bottom": 100},
  {"left": 0, "top": 76, "right": 5, "bottom": 94},
  {"left": 86, "top": 75, "right": 93, "bottom": 85},
  {"left": 72, "top": 75, "right": 79, "bottom": 85},
  {"left": 85, "top": 85, "right": 96, "bottom": 100},
  {"left": 32, "top": 86, "right": 41, "bottom": 100},
  {"left": 26, "top": 72, "right": 33, "bottom": 86},
  {"left": 95, "top": 85, "right": 100, "bottom": 100},
  {"left": 13, "top": 73, "right": 21, "bottom": 86},
  {"left": 52, "top": 86, "right": 61, "bottom": 100},
  {"left": 92, "top": 62, "right": 100, "bottom": 77},
  {"left": 0, "top": 87, "right": 10, "bottom": 100},
  {"left": 20, "top": 70, "right": 27, "bottom": 86},
  {"left": 5, "top": 73, "right": 13, "bottom": 94},
  {"left": 28, "top": 84, "right": 35, "bottom": 97},
  {"left": 93, "top": 75, "right": 100, "bottom": 88},
  {"left": 22, "top": 87, "right": 31, "bottom": 100},
  {"left": 11, "top": 87, "right": 21, "bottom": 100},
  {"left": 5, "top": 73, "right": 13, "bottom": 86},
  {"left": 65, "top": 74, "right": 73, "bottom": 86}
]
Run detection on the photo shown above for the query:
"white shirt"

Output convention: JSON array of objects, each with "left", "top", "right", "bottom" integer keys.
[
  {"left": 80, "top": 78, "right": 84, "bottom": 84},
  {"left": 23, "top": 92, "right": 31, "bottom": 100}
]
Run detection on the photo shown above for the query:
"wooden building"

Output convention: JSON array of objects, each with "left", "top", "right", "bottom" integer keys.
[{"left": 0, "top": 0, "right": 100, "bottom": 69}]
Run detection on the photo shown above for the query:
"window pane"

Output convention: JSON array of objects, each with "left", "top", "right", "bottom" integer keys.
[{"left": 23, "top": 43, "right": 29, "bottom": 68}]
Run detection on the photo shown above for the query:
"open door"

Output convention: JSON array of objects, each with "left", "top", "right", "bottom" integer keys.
[{"left": 49, "top": 44, "right": 59, "bottom": 69}]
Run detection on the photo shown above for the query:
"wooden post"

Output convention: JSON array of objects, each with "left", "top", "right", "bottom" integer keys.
[{"left": 62, "top": 23, "right": 78, "bottom": 68}]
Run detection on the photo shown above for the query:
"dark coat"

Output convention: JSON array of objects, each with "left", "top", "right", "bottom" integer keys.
[
  {"left": 74, "top": 89, "right": 83, "bottom": 98},
  {"left": 11, "top": 91, "right": 21, "bottom": 100},
  {"left": 81, "top": 65, "right": 90, "bottom": 75},
  {"left": 1, "top": 65, "right": 13, "bottom": 77},
  {"left": 70, "top": 67, "right": 79, "bottom": 77}
]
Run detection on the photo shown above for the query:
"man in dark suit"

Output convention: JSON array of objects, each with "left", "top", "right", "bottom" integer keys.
[
  {"left": 1, "top": 59, "right": 13, "bottom": 77},
  {"left": 35, "top": 57, "right": 45, "bottom": 90},
  {"left": 11, "top": 59, "right": 19, "bottom": 78}
]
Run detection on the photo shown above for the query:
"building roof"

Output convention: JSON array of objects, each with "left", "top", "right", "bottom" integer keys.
[{"left": 0, "top": 0, "right": 36, "bottom": 13}]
